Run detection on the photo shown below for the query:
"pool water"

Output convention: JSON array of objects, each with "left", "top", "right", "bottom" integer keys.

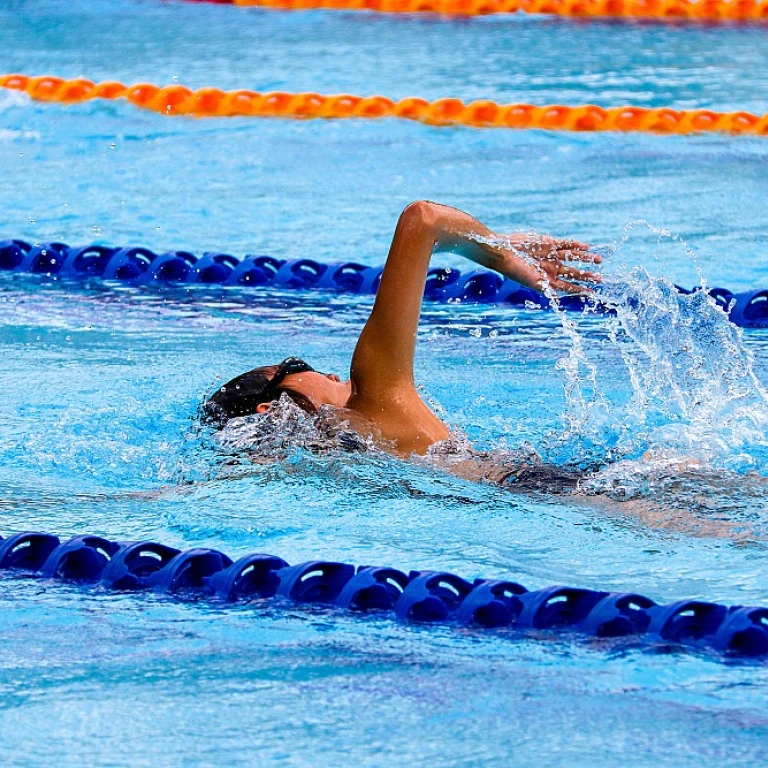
[{"left": 2, "top": 1, "right": 768, "bottom": 765}]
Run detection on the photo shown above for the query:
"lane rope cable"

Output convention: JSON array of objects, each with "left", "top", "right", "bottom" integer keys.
[
  {"left": 2, "top": 74, "right": 767, "bottom": 135},
  {"left": 1, "top": 529, "right": 767, "bottom": 660},
  {"left": 2, "top": 238, "right": 767, "bottom": 327}
]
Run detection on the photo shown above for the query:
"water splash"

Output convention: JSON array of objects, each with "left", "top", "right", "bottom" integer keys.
[
  {"left": 211, "top": 394, "right": 377, "bottom": 456},
  {"left": 544, "top": 224, "right": 768, "bottom": 497},
  {"left": 174, "top": 396, "right": 503, "bottom": 531}
]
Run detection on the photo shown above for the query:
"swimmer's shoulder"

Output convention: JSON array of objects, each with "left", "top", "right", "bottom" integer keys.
[{"left": 344, "top": 395, "right": 451, "bottom": 457}]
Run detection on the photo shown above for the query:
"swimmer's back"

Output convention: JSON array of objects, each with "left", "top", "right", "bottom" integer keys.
[{"left": 426, "top": 444, "right": 583, "bottom": 494}]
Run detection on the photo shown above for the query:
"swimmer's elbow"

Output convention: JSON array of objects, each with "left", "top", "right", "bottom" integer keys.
[
  {"left": 398, "top": 200, "right": 440, "bottom": 232},
  {"left": 397, "top": 201, "right": 473, "bottom": 254}
]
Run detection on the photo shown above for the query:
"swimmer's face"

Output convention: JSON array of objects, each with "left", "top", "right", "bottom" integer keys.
[{"left": 255, "top": 371, "right": 352, "bottom": 412}]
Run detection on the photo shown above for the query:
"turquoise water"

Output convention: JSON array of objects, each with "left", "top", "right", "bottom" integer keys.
[{"left": 2, "top": 1, "right": 768, "bottom": 765}]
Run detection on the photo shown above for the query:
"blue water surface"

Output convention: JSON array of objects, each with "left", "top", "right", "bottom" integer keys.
[{"left": 1, "top": 1, "right": 768, "bottom": 765}]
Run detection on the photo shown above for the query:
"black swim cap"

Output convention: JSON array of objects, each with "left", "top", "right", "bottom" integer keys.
[{"left": 204, "top": 358, "right": 316, "bottom": 422}]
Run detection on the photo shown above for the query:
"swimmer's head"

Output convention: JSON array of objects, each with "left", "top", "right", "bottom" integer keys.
[{"left": 204, "top": 357, "right": 351, "bottom": 423}]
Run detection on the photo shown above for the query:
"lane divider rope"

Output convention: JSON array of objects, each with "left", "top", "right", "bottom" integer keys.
[
  {"left": 1, "top": 530, "right": 767, "bottom": 659},
  {"left": 2, "top": 74, "right": 767, "bottom": 135},
  {"left": 2, "top": 239, "right": 767, "bottom": 326},
  {"left": 190, "top": 0, "right": 768, "bottom": 24}
]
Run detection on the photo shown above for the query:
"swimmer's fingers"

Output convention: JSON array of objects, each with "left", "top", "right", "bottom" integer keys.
[
  {"left": 556, "top": 248, "right": 602, "bottom": 265},
  {"left": 503, "top": 233, "right": 601, "bottom": 264},
  {"left": 556, "top": 264, "right": 602, "bottom": 283},
  {"left": 552, "top": 238, "right": 591, "bottom": 253},
  {"left": 544, "top": 241, "right": 602, "bottom": 263},
  {"left": 545, "top": 250, "right": 602, "bottom": 268},
  {"left": 538, "top": 258, "right": 601, "bottom": 285}
]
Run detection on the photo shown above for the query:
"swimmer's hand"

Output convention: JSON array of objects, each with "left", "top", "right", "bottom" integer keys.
[
  {"left": 496, "top": 233, "right": 602, "bottom": 295},
  {"left": 425, "top": 203, "right": 601, "bottom": 295}
]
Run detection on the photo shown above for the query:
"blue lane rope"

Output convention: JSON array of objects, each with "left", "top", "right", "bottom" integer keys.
[
  {"left": 2, "top": 531, "right": 767, "bottom": 659},
  {"left": 2, "top": 239, "right": 767, "bottom": 327}
]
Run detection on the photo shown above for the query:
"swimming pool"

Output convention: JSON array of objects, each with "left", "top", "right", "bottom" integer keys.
[{"left": 2, "top": 0, "right": 768, "bottom": 764}]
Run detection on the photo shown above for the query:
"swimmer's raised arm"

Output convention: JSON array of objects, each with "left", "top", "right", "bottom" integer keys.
[
  {"left": 347, "top": 201, "right": 599, "bottom": 453},
  {"left": 351, "top": 201, "right": 598, "bottom": 389}
]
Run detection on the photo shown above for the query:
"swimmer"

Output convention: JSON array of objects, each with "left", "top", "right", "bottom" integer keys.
[{"left": 205, "top": 201, "right": 601, "bottom": 490}]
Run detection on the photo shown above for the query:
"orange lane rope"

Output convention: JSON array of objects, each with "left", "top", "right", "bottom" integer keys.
[
  {"left": 224, "top": 0, "right": 768, "bottom": 23},
  {"left": 2, "top": 74, "right": 767, "bottom": 135}
]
